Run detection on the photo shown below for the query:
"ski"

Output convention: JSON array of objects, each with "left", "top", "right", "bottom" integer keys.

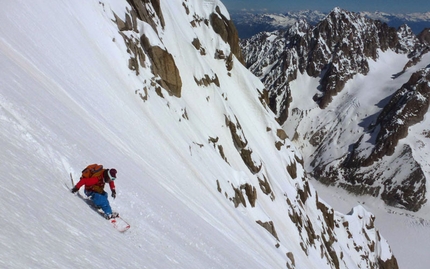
[
  {"left": 110, "top": 216, "right": 131, "bottom": 233},
  {"left": 70, "top": 172, "right": 74, "bottom": 188}
]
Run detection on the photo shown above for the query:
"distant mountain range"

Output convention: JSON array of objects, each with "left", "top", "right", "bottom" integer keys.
[{"left": 231, "top": 10, "right": 430, "bottom": 38}]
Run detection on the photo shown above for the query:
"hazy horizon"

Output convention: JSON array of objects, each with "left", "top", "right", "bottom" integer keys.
[{"left": 222, "top": 0, "right": 430, "bottom": 14}]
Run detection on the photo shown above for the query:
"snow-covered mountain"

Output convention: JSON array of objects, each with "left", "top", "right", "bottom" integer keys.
[
  {"left": 0, "top": 1, "right": 401, "bottom": 269},
  {"left": 232, "top": 9, "right": 430, "bottom": 38},
  {"left": 362, "top": 11, "right": 430, "bottom": 34},
  {"left": 242, "top": 6, "right": 430, "bottom": 220},
  {"left": 231, "top": 10, "right": 327, "bottom": 38}
]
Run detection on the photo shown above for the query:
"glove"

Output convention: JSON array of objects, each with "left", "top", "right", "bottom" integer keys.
[
  {"left": 111, "top": 190, "right": 116, "bottom": 199},
  {"left": 71, "top": 186, "right": 78, "bottom": 193}
]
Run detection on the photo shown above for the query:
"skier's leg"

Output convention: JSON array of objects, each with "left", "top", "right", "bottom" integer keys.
[
  {"left": 91, "top": 192, "right": 112, "bottom": 215},
  {"left": 83, "top": 190, "right": 99, "bottom": 208}
]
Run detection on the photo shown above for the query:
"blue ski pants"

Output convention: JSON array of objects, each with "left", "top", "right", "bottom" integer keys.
[{"left": 85, "top": 190, "right": 112, "bottom": 215}]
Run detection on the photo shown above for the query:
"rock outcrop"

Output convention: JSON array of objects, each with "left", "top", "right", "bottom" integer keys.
[{"left": 115, "top": 0, "right": 182, "bottom": 97}]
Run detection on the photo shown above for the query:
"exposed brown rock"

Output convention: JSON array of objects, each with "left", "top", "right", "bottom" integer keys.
[
  {"left": 286, "top": 252, "right": 295, "bottom": 267},
  {"left": 147, "top": 0, "right": 165, "bottom": 28},
  {"left": 276, "top": 129, "right": 288, "bottom": 140},
  {"left": 192, "top": 38, "right": 206, "bottom": 55},
  {"left": 275, "top": 141, "right": 283, "bottom": 150},
  {"left": 225, "top": 115, "right": 248, "bottom": 149},
  {"left": 210, "top": 6, "right": 244, "bottom": 64},
  {"left": 240, "top": 148, "right": 262, "bottom": 174},
  {"left": 244, "top": 183, "right": 257, "bottom": 207},
  {"left": 258, "top": 175, "right": 274, "bottom": 198},
  {"left": 317, "top": 200, "right": 335, "bottom": 230},
  {"left": 114, "top": 2, "right": 181, "bottom": 97},
  {"left": 116, "top": 31, "right": 146, "bottom": 75},
  {"left": 126, "top": 0, "right": 164, "bottom": 30},
  {"left": 231, "top": 184, "right": 246, "bottom": 207},
  {"left": 258, "top": 88, "right": 270, "bottom": 109},
  {"left": 217, "top": 145, "right": 228, "bottom": 163},
  {"left": 182, "top": 2, "right": 190, "bottom": 15},
  {"left": 141, "top": 34, "right": 182, "bottom": 97},
  {"left": 216, "top": 180, "right": 221, "bottom": 193},
  {"left": 297, "top": 181, "right": 311, "bottom": 204},
  {"left": 378, "top": 256, "right": 399, "bottom": 269},
  {"left": 113, "top": 13, "right": 132, "bottom": 31},
  {"left": 225, "top": 52, "right": 234, "bottom": 71},
  {"left": 194, "top": 74, "right": 220, "bottom": 87},
  {"left": 230, "top": 183, "right": 257, "bottom": 208},
  {"left": 286, "top": 161, "right": 297, "bottom": 179},
  {"left": 256, "top": 220, "right": 279, "bottom": 241}
]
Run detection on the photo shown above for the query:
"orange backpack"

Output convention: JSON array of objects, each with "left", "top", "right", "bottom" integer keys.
[{"left": 81, "top": 164, "right": 104, "bottom": 179}]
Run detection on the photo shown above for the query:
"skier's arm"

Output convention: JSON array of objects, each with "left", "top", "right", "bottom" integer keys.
[
  {"left": 109, "top": 181, "right": 116, "bottom": 198},
  {"left": 108, "top": 180, "right": 115, "bottom": 190},
  {"left": 71, "top": 177, "right": 97, "bottom": 193},
  {"left": 75, "top": 177, "right": 89, "bottom": 189}
]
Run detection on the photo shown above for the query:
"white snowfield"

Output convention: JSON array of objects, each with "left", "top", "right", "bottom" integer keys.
[{"left": 0, "top": 0, "right": 429, "bottom": 268}]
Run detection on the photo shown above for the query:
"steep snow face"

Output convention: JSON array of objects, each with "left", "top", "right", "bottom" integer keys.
[{"left": 0, "top": 1, "right": 396, "bottom": 268}]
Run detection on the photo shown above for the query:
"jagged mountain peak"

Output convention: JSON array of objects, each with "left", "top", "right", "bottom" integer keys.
[
  {"left": 327, "top": 6, "right": 354, "bottom": 17},
  {"left": 320, "top": 7, "right": 378, "bottom": 36}
]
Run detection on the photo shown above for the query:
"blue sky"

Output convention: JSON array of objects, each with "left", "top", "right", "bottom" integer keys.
[{"left": 221, "top": 0, "right": 430, "bottom": 13}]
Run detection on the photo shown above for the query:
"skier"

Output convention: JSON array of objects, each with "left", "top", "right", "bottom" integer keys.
[{"left": 71, "top": 166, "right": 119, "bottom": 219}]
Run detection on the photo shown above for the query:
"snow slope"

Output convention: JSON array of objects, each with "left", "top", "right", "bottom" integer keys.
[{"left": 0, "top": 0, "right": 397, "bottom": 268}]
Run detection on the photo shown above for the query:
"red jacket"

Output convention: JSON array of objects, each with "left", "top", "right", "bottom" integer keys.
[{"left": 75, "top": 176, "right": 115, "bottom": 194}]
